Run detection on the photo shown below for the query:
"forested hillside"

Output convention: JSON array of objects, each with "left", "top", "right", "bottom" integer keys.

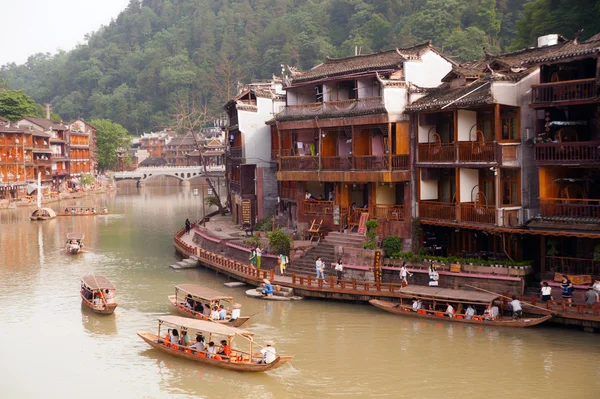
[{"left": 1, "top": 0, "right": 533, "bottom": 132}]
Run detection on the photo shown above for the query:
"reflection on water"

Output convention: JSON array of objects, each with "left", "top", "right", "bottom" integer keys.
[{"left": 0, "top": 185, "right": 598, "bottom": 399}]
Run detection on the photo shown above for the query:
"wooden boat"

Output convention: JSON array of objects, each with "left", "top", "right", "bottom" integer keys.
[
  {"left": 66, "top": 232, "right": 84, "bottom": 254},
  {"left": 30, "top": 172, "right": 56, "bottom": 221},
  {"left": 138, "top": 316, "right": 293, "bottom": 372},
  {"left": 168, "top": 284, "right": 250, "bottom": 327},
  {"left": 80, "top": 275, "right": 118, "bottom": 315},
  {"left": 369, "top": 295, "right": 551, "bottom": 328},
  {"left": 58, "top": 206, "right": 108, "bottom": 216}
]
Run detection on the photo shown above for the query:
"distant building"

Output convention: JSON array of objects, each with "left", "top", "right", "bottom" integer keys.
[{"left": 140, "top": 131, "right": 171, "bottom": 159}]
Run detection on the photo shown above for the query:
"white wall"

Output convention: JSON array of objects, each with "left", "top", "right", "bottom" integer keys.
[
  {"left": 404, "top": 51, "right": 453, "bottom": 88},
  {"left": 457, "top": 110, "right": 477, "bottom": 141},
  {"left": 357, "top": 77, "right": 379, "bottom": 98},
  {"left": 17, "top": 119, "right": 44, "bottom": 132},
  {"left": 491, "top": 82, "right": 518, "bottom": 107},
  {"left": 238, "top": 96, "right": 274, "bottom": 168},
  {"left": 420, "top": 178, "right": 438, "bottom": 200},
  {"left": 383, "top": 86, "right": 407, "bottom": 115},
  {"left": 418, "top": 123, "right": 435, "bottom": 144},
  {"left": 459, "top": 168, "right": 479, "bottom": 203}
]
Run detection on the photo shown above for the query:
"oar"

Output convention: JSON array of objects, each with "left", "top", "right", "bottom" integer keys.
[
  {"left": 246, "top": 306, "right": 269, "bottom": 319},
  {"left": 464, "top": 284, "right": 556, "bottom": 315}
]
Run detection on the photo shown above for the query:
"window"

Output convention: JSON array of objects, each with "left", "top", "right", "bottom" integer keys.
[
  {"left": 501, "top": 109, "right": 519, "bottom": 141},
  {"left": 501, "top": 169, "right": 520, "bottom": 205}
]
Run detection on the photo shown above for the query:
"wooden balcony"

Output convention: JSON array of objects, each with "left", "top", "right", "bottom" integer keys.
[
  {"left": 303, "top": 200, "right": 334, "bottom": 215},
  {"left": 391, "top": 154, "right": 409, "bottom": 170},
  {"left": 540, "top": 198, "right": 600, "bottom": 219},
  {"left": 531, "top": 78, "right": 598, "bottom": 107},
  {"left": 281, "top": 187, "right": 298, "bottom": 201},
  {"left": 33, "top": 158, "right": 52, "bottom": 166},
  {"left": 280, "top": 156, "right": 318, "bottom": 171},
  {"left": 460, "top": 202, "right": 497, "bottom": 225},
  {"left": 418, "top": 201, "right": 456, "bottom": 221},
  {"left": 417, "top": 143, "right": 455, "bottom": 163},
  {"left": 373, "top": 204, "right": 405, "bottom": 221},
  {"left": 534, "top": 141, "right": 600, "bottom": 164},
  {"left": 280, "top": 97, "right": 385, "bottom": 119},
  {"left": 457, "top": 142, "right": 497, "bottom": 163},
  {"left": 545, "top": 256, "right": 600, "bottom": 278},
  {"left": 322, "top": 156, "right": 352, "bottom": 171},
  {"left": 230, "top": 147, "right": 242, "bottom": 159},
  {"left": 353, "top": 155, "right": 387, "bottom": 170}
]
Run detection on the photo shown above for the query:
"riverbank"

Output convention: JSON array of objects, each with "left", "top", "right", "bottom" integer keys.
[{"left": 0, "top": 185, "right": 115, "bottom": 210}]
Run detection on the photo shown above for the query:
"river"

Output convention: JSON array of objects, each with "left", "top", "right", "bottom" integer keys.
[{"left": 0, "top": 184, "right": 598, "bottom": 399}]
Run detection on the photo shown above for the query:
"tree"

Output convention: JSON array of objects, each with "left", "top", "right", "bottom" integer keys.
[
  {"left": 90, "top": 118, "right": 131, "bottom": 171},
  {"left": 0, "top": 89, "right": 44, "bottom": 121}
]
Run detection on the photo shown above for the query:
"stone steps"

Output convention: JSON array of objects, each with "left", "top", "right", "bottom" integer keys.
[
  {"left": 169, "top": 258, "right": 198, "bottom": 269},
  {"left": 322, "top": 232, "right": 366, "bottom": 249},
  {"left": 288, "top": 243, "right": 336, "bottom": 276}
]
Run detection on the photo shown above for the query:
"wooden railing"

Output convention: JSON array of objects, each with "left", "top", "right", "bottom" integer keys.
[
  {"left": 281, "top": 187, "right": 298, "bottom": 201},
  {"left": 349, "top": 207, "right": 368, "bottom": 227},
  {"left": 534, "top": 141, "right": 600, "bottom": 164},
  {"left": 353, "top": 155, "right": 387, "bottom": 170},
  {"left": 303, "top": 200, "right": 334, "bottom": 215},
  {"left": 290, "top": 273, "right": 405, "bottom": 294},
  {"left": 321, "top": 156, "right": 352, "bottom": 170},
  {"left": 280, "top": 148, "right": 294, "bottom": 157},
  {"left": 457, "top": 142, "right": 497, "bottom": 162},
  {"left": 33, "top": 158, "right": 51, "bottom": 166},
  {"left": 280, "top": 156, "right": 318, "bottom": 171},
  {"left": 417, "top": 143, "right": 455, "bottom": 162},
  {"left": 545, "top": 256, "right": 600, "bottom": 277},
  {"left": 531, "top": 78, "right": 597, "bottom": 105},
  {"left": 540, "top": 198, "right": 600, "bottom": 219},
  {"left": 230, "top": 147, "right": 242, "bottom": 159},
  {"left": 460, "top": 202, "right": 497, "bottom": 225},
  {"left": 373, "top": 204, "right": 405, "bottom": 221},
  {"left": 391, "top": 154, "right": 409, "bottom": 170},
  {"left": 418, "top": 201, "right": 456, "bottom": 220}
]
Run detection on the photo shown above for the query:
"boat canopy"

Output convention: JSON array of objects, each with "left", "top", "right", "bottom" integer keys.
[
  {"left": 175, "top": 284, "right": 233, "bottom": 301},
  {"left": 67, "top": 232, "right": 84, "bottom": 240},
  {"left": 397, "top": 286, "right": 498, "bottom": 304},
  {"left": 81, "top": 275, "right": 116, "bottom": 290},
  {"left": 158, "top": 316, "right": 253, "bottom": 338},
  {"left": 32, "top": 208, "right": 56, "bottom": 217}
]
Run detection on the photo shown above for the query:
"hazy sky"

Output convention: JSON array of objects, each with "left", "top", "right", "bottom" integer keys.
[{"left": 0, "top": 0, "right": 130, "bottom": 66}]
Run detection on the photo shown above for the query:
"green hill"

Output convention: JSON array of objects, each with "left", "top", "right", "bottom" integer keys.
[{"left": 1, "top": 0, "right": 534, "bottom": 132}]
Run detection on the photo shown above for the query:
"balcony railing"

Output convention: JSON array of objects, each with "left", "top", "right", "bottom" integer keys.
[
  {"left": 322, "top": 155, "right": 352, "bottom": 170},
  {"left": 353, "top": 155, "right": 387, "bottom": 170},
  {"left": 280, "top": 97, "right": 385, "bottom": 119},
  {"left": 460, "top": 202, "right": 497, "bottom": 225},
  {"left": 457, "top": 142, "right": 497, "bottom": 162},
  {"left": 230, "top": 147, "right": 242, "bottom": 159},
  {"left": 540, "top": 198, "right": 600, "bottom": 219},
  {"left": 534, "top": 141, "right": 600, "bottom": 164},
  {"left": 281, "top": 187, "right": 298, "bottom": 201},
  {"left": 303, "top": 200, "right": 334, "bottom": 215},
  {"left": 417, "top": 143, "right": 455, "bottom": 163},
  {"left": 280, "top": 156, "right": 318, "bottom": 171},
  {"left": 419, "top": 201, "right": 456, "bottom": 221},
  {"left": 373, "top": 204, "right": 405, "bottom": 221},
  {"left": 391, "top": 154, "right": 409, "bottom": 170},
  {"left": 531, "top": 78, "right": 597, "bottom": 105},
  {"left": 546, "top": 256, "right": 600, "bottom": 278},
  {"left": 33, "top": 158, "right": 52, "bottom": 166}
]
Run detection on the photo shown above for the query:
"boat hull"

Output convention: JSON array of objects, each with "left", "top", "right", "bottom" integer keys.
[
  {"left": 369, "top": 299, "right": 551, "bottom": 328},
  {"left": 81, "top": 294, "right": 118, "bottom": 315},
  {"left": 168, "top": 296, "right": 249, "bottom": 327},
  {"left": 137, "top": 332, "right": 292, "bottom": 372}
]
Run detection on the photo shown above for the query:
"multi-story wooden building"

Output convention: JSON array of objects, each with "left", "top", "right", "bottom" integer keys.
[
  {"left": 0, "top": 124, "right": 35, "bottom": 199},
  {"left": 272, "top": 43, "right": 453, "bottom": 240},
  {"left": 140, "top": 131, "right": 171, "bottom": 159},
  {"left": 70, "top": 119, "right": 97, "bottom": 174},
  {"left": 164, "top": 134, "right": 201, "bottom": 165}
]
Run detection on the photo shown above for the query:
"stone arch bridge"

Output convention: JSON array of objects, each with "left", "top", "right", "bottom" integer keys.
[{"left": 113, "top": 165, "right": 225, "bottom": 187}]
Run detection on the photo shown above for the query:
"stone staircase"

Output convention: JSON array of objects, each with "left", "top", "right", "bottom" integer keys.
[
  {"left": 287, "top": 243, "right": 336, "bottom": 276},
  {"left": 169, "top": 255, "right": 198, "bottom": 269},
  {"left": 322, "top": 231, "right": 366, "bottom": 249}
]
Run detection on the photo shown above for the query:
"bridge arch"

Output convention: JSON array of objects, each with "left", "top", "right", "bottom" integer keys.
[{"left": 142, "top": 173, "right": 184, "bottom": 182}]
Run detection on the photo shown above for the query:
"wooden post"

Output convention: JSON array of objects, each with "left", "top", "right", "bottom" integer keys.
[
  {"left": 388, "top": 122, "right": 392, "bottom": 171},
  {"left": 351, "top": 125, "right": 355, "bottom": 169},
  {"left": 494, "top": 103, "right": 501, "bottom": 141}
]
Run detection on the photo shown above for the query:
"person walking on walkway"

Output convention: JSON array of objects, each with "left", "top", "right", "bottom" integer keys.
[
  {"left": 279, "top": 253, "right": 288, "bottom": 276},
  {"left": 334, "top": 259, "right": 343, "bottom": 284},
  {"left": 256, "top": 245, "right": 263, "bottom": 269},
  {"left": 250, "top": 247, "right": 257, "bottom": 268},
  {"left": 185, "top": 218, "right": 191, "bottom": 235},
  {"left": 316, "top": 257, "right": 325, "bottom": 279},
  {"left": 400, "top": 262, "right": 412, "bottom": 287}
]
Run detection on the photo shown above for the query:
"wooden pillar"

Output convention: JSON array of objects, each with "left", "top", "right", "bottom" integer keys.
[
  {"left": 494, "top": 103, "right": 501, "bottom": 141},
  {"left": 455, "top": 167, "right": 461, "bottom": 221},
  {"left": 388, "top": 122, "right": 392, "bottom": 171},
  {"left": 277, "top": 123, "right": 282, "bottom": 168},
  {"left": 351, "top": 125, "right": 355, "bottom": 169}
]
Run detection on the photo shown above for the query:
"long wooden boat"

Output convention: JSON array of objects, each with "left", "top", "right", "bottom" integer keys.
[
  {"left": 138, "top": 316, "right": 293, "bottom": 372},
  {"left": 58, "top": 206, "right": 109, "bottom": 216},
  {"left": 369, "top": 299, "right": 551, "bottom": 328},
  {"left": 168, "top": 284, "right": 250, "bottom": 327},
  {"left": 81, "top": 275, "right": 118, "bottom": 315},
  {"left": 66, "top": 232, "right": 85, "bottom": 254}
]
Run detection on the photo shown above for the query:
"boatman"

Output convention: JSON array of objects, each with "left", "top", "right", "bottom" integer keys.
[
  {"left": 258, "top": 341, "right": 277, "bottom": 364},
  {"left": 230, "top": 303, "right": 241, "bottom": 321},
  {"left": 510, "top": 296, "right": 523, "bottom": 319}
]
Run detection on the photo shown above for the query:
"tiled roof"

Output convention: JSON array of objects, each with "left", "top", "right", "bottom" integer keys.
[
  {"left": 21, "top": 117, "right": 66, "bottom": 130},
  {"left": 405, "top": 80, "right": 493, "bottom": 112},
  {"left": 292, "top": 42, "right": 436, "bottom": 84},
  {"left": 166, "top": 134, "right": 198, "bottom": 147},
  {"left": 488, "top": 38, "right": 600, "bottom": 67}
]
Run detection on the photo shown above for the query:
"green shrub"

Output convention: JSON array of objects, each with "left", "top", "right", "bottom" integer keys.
[
  {"left": 255, "top": 216, "right": 273, "bottom": 232},
  {"left": 363, "top": 219, "right": 379, "bottom": 250},
  {"left": 268, "top": 229, "right": 291, "bottom": 256},
  {"left": 243, "top": 235, "right": 260, "bottom": 248},
  {"left": 383, "top": 236, "right": 403, "bottom": 258}
]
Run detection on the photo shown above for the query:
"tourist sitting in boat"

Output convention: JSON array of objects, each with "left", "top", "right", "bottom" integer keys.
[
  {"left": 218, "top": 304, "right": 227, "bottom": 320},
  {"left": 483, "top": 303, "right": 500, "bottom": 321},
  {"left": 92, "top": 208, "right": 96, "bottom": 214},
  {"left": 210, "top": 306, "right": 220, "bottom": 320},
  {"left": 193, "top": 302, "right": 204, "bottom": 314},
  {"left": 257, "top": 341, "right": 276, "bottom": 364},
  {"left": 231, "top": 303, "right": 241, "bottom": 320},
  {"left": 191, "top": 334, "right": 206, "bottom": 352},
  {"left": 510, "top": 296, "right": 523, "bottom": 320},
  {"left": 170, "top": 329, "right": 180, "bottom": 345},
  {"left": 206, "top": 341, "right": 217, "bottom": 359},
  {"left": 465, "top": 305, "right": 476, "bottom": 320},
  {"left": 181, "top": 330, "right": 191, "bottom": 347},
  {"left": 218, "top": 339, "right": 231, "bottom": 359},
  {"left": 185, "top": 294, "right": 194, "bottom": 309},
  {"left": 64, "top": 208, "right": 69, "bottom": 213},
  {"left": 261, "top": 279, "right": 274, "bottom": 297},
  {"left": 104, "top": 289, "right": 116, "bottom": 304},
  {"left": 93, "top": 293, "right": 104, "bottom": 309},
  {"left": 411, "top": 298, "right": 422, "bottom": 311},
  {"left": 445, "top": 303, "right": 455, "bottom": 318}
]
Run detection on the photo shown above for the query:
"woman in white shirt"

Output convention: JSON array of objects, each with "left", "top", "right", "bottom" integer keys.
[
  {"left": 541, "top": 282, "right": 553, "bottom": 301},
  {"left": 446, "top": 303, "right": 455, "bottom": 318}
]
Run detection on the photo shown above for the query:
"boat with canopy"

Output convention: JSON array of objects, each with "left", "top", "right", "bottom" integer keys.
[
  {"left": 59, "top": 206, "right": 108, "bottom": 216},
  {"left": 30, "top": 172, "right": 56, "bottom": 221},
  {"left": 369, "top": 286, "right": 551, "bottom": 328},
  {"left": 168, "top": 284, "right": 249, "bottom": 327},
  {"left": 138, "top": 316, "right": 293, "bottom": 372},
  {"left": 66, "top": 232, "right": 85, "bottom": 254},
  {"left": 80, "top": 275, "right": 118, "bottom": 315}
]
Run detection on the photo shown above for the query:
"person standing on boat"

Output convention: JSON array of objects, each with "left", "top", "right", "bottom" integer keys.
[
  {"left": 185, "top": 218, "right": 191, "bottom": 235},
  {"left": 465, "top": 305, "right": 475, "bottom": 320},
  {"left": 510, "top": 296, "right": 523, "bottom": 319},
  {"left": 255, "top": 246, "right": 263, "bottom": 269},
  {"left": 400, "top": 262, "right": 412, "bottom": 287},
  {"left": 258, "top": 341, "right": 277, "bottom": 364},
  {"left": 334, "top": 259, "right": 343, "bottom": 284},
  {"left": 561, "top": 275, "right": 574, "bottom": 305},
  {"left": 231, "top": 303, "right": 242, "bottom": 320},
  {"left": 316, "top": 257, "right": 325, "bottom": 279}
]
